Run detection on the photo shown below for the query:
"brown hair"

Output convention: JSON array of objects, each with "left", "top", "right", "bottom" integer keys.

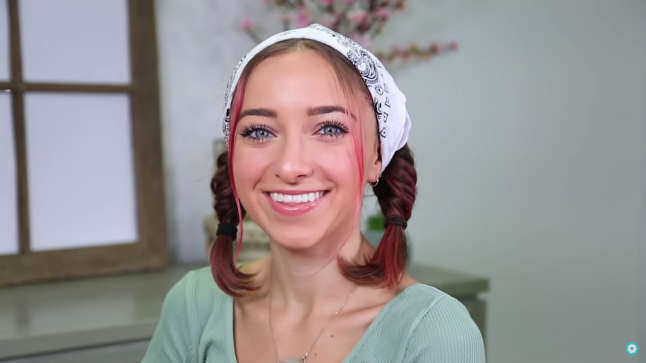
[{"left": 210, "top": 39, "right": 417, "bottom": 296}]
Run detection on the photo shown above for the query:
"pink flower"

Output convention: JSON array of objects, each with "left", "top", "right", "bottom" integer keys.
[
  {"left": 391, "top": 44, "right": 404, "bottom": 56},
  {"left": 319, "top": 13, "right": 336, "bottom": 28},
  {"left": 319, "top": 0, "right": 334, "bottom": 5},
  {"left": 295, "top": 8, "right": 312, "bottom": 27},
  {"left": 376, "top": 8, "right": 392, "bottom": 18},
  {"left": 391, "top": 0, "right": 406, "bottom": 10},
  {"left": 343, "top": 0, "right": 355, "bottom": 5},
  {"left": 348, "top": 9, "right": 367, "bottom": 23},
  {"left": 240, "top": 16, "right": 254, "bottom": 31},
  {"left": 353, "top": 34, "right": 372, "bottom": 49}
]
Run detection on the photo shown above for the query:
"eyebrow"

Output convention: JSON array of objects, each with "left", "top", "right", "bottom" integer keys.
[
  {"left": 307, "top": 105, "right": 348, "bottom": 116},
  {"left": 238, "top": 108, "right": 277, "bottom": 119},
  {"left": 238, "top": 105, "right": 353, "bottom": 120}
]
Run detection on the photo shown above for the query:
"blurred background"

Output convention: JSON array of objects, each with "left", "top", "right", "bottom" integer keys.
[{"left": 0, "top": 0, "right": 645, "bottom": 362}]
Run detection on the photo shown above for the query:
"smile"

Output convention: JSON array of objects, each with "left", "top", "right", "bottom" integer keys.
[
  {"left": 265, "top": 191, "right": 329, "bottom": 216},
  {"left": 269, "top": 191, "right": 327, "bottom": 203}
]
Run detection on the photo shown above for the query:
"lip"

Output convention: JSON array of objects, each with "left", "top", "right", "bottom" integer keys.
[{"left": 265, "top": 191, "right": 328, "bottom": 216}]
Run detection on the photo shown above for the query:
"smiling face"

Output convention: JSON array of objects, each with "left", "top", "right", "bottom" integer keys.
[{"left": 231, "top": 47, "right": 381, "bottom": 252}]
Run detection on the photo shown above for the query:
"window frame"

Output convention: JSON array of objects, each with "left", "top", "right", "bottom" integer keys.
[{"left": 0, "top": 0, "right": 168, "bottom": 286}]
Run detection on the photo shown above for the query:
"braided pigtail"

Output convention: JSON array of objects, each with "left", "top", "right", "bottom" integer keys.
[
  {"left": 341, "top": 145, "right": 417, "bottom": 288},
  {"left": 209, "top": 151, "right": 256, "bottom": 296}
]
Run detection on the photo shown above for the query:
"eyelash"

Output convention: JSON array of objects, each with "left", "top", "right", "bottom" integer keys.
[{"left": 238, "top": 120, "right": 349, "bottom": 142}]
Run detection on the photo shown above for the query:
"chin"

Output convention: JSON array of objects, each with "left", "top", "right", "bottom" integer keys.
[{"left": 266, "top": 224, "right": 328, "bottom": 250}]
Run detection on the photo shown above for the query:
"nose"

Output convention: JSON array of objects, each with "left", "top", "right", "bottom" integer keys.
[{"left": 273, "top": 134, "right": 313, "bottom": 184}]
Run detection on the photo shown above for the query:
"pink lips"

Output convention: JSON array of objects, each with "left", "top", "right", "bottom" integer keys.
[{"left": 266, "top": 192, "right": 327, "bottom": 216}]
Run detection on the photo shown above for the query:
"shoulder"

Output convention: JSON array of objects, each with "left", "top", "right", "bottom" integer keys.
[
  {"left": 375, "top": 283, "right": 460, "bottom": 327},
  {"left": 351, "top": 284, "right": 485, "bottom": 362},
  {"left": 143, "top": 266, "right": 230, "bottom": 362},
  {"left": 399, "top": 284, "right": 486, "bottom": 362},
  {"left": 175, "top": 265, "right": 227, "bottom": 297},
  {"left": 167, "top": 266, "right": 231, "bottom": 321},
  {"left": 157, "top": 268, "right": 231, "bottom": 343}
]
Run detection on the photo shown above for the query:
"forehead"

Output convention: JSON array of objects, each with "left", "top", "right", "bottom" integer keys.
[{"left": 242, "top": 50, "right": 346, "bottom": 107}]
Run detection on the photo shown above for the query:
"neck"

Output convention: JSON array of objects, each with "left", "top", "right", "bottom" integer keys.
[{"left": 267, "top": 226, "right": 373, "bottom": 311}]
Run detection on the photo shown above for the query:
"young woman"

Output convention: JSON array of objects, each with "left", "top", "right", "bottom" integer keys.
[{"left": 143, "top": 24, "right": 485, "bottom": 363}]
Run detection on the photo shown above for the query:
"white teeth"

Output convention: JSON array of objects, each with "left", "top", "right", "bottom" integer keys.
[{"left": 270, "top": 191, "right": 326, "bottom": 203}]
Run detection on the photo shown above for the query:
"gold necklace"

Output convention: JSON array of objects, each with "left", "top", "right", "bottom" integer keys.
[{"left": 268, "top": 285, "right": 357, "bottom": 363}]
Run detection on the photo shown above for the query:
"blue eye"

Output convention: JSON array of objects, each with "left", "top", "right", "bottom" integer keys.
[
  {"left": 248, "top": 129, "right": 273, "bottom": 139},
  {"left": 319, "top": 125, "right": 343, "bottom": 136},
  {"left": 317, "top": 120, "right": 348, "bottom": 138},
  {"left": 239, "top": 125, "right": 275, "bottom": 141}
]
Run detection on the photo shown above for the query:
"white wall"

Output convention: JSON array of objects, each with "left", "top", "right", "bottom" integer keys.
[
  {"left": 638, "top": 0, "right": 646, "bottom": 353},
  {"left": 384, "top": 1, "right": 644, "bottom": 362},
  {"left": 155, "top": 1, "right": 645, "bottom": 362}
]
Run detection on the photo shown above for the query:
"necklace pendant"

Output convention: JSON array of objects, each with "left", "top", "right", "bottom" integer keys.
[{"left": 277, "top": 352, "right": 308, "bottom": 363}]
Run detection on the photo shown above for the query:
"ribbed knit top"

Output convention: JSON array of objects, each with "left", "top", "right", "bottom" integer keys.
[{"left": 142, "top": 267, "right": 486, "bottom": 362}]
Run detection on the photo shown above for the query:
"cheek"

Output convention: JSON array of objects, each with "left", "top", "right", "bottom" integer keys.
[
  {"left": 314, "top": 143, "right": 358, "bottom": 187},
  {"left": 232, "top": 159, "right": 256, "bottom": 187},
  {"left": 231, "top": 148, "right": 268, "bottom": 207}
]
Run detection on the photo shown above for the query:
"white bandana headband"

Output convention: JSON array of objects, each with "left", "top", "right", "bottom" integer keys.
[{"left": 222, "top": 24, "right": 411, "bottom": 172}]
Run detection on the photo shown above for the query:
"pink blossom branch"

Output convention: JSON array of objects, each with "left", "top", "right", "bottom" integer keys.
[
  {"left": 240, "top": 0, "right": 457, "bottom": 64},
  {"left": 374, "top": 41, "right": 458, "bottom": 63},
  {"left": 240, "top": 16, "right": 264, "bottom": 43}
]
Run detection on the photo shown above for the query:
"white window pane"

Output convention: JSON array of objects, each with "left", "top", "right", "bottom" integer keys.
[
  {"left": 0, "top": 91, "right": 18, "bottom": 255},
  {"left": 0, "top": 0, "right": 9, "bottom": 81},
  {"left": 25, "top": 93, "right": 138, "bottom": 251},
  {"left": 20, "top": 0, "right": 130, "bottom": 84}
]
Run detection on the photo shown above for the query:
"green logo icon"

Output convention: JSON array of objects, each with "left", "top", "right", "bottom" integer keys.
[{"left": 626, "top": 342, "right": 639, "bottom": 356}]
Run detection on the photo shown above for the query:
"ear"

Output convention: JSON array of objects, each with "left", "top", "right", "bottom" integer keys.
[{"left": 367, "top": 140, "right": 382, "bottom": 182}]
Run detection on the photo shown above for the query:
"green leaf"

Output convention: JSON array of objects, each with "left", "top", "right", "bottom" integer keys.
[{"left": 366, "top": 212, "right": 385, "bottom": 231}]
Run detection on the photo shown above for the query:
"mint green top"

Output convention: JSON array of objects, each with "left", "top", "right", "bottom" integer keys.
[{"left": 142, "top": 267, "right": 486, "bottom": 362}]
